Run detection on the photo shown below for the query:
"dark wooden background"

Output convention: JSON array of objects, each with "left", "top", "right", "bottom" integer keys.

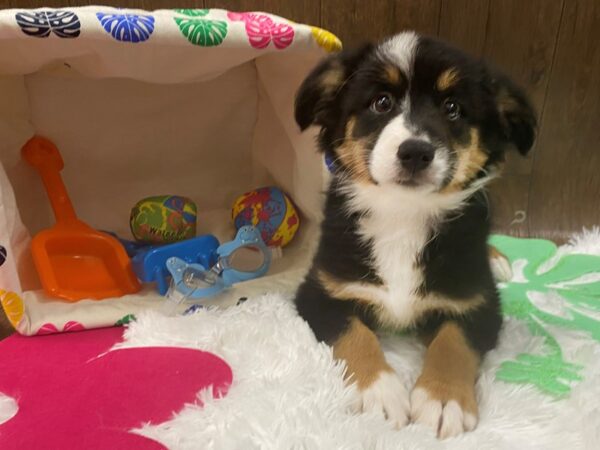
[{"left": 5, "top": 0, "right": 600, "bottom": 241}]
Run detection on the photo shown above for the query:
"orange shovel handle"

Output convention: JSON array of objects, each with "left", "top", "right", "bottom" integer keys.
[{"left": 22, "top": 136, "right": 78, "bottom": 224}]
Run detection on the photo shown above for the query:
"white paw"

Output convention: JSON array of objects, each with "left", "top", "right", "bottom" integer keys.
[
  {"left": 410, "top": 387, "right": 477, "bottom": 439},
  {"left": 357, "top": 371, "right": 410, "bottom": 429},
  {"left": 490, "top": 254, "right": 512, "bottom": 282}
]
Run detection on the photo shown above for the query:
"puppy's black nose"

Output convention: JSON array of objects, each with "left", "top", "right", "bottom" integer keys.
[{"left": 397, "top": 139, "right": 435, "bottom": 173}]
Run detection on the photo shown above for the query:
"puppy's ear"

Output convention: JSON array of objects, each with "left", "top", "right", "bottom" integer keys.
[
  {"left": 492, "top": 74, "right": 537, "bottom": 155},
  {"left": 295, "top": 44, "right": 373, "bottom": 131}
]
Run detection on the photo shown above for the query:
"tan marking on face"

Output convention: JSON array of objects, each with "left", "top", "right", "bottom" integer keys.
[
  {"left": 333, "top": 317, "right": 392, "bottom": 389},
  {"left": 436, "top": 68, "right": 460, "bottom": 91},
  {"left": 317, "top": 270, "right": 484, "bottom": 328},
  {"left": 414, "top": 322, "right": 480, "bottom": 415},
  {"left": 384, "top": 65, "right": 401, "bottom": 84},
  {"left": 442, "top": 128, "right": 488, "bottom": 193},
  {"left": 335, "top": 117, "right": 374, "bottom": 184}
]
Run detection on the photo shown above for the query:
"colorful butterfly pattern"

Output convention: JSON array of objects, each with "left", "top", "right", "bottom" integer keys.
[
  {"left": 227, "top": 12, "right": 294, "bottom": 50},
  {"left": 96, "top": 12, "right": 155, "bottom": 43},
  {"left": 11, "top": 8, "right": 329, "bottom": 52},
  {"left": 174, "top": 9, "right": 228, "bottom": 47},
  {"left": 15, "top": 10, "right": 80, "bottom": 38}
]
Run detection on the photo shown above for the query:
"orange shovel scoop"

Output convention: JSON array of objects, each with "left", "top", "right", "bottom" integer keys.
[{"left": 22, "top": 136, "right": 141, "bottom": 301}]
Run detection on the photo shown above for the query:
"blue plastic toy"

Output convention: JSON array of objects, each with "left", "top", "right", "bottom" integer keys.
[
  {"left": 165, "top": 226, "right": 271, "bottom": 304},
  {"left": 131, "top": 234, "right": 220, "bottom": 295},
  {"left": 101, "top": 231, "right": 151, "bottom": 258}
]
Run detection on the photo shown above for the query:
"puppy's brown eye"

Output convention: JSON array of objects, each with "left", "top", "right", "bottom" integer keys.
[
  {"left": 443, "top": 98, "right": 461, "bottom": 121},
  {"left": 371, "top": 93, "right": 394, "bottom": 114}
]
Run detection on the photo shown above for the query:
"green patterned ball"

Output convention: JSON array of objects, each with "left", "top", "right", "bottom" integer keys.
[{"left": 130, "top": 195, "right": 197, "bottom": 244}]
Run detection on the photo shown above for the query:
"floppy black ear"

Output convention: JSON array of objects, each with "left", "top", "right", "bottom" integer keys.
[
  {"left": 295, "top": 44, "right": 373, "bottom": 131},
  {"left": 492, "top": 74, "right": 537, "bottom": 155}
]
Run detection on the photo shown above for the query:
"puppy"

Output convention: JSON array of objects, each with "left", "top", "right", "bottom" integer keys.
[{"left": 293, "top": 31, "right": 535, "bottom": 438}]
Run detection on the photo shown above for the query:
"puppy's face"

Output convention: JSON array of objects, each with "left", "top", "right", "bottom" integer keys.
[{"left": 296, "top": 32, "right": 536, "bottom": 196}]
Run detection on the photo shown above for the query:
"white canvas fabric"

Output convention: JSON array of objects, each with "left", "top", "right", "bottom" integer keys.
[{"left": 0, "top": 6, "right": 340, "bottom": 335}]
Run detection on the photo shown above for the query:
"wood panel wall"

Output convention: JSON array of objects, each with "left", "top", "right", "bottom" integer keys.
[{"left": 7, "top": 0, "right": 600, "bottom": 241}]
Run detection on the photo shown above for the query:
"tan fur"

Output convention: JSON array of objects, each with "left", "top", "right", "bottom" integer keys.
[
  {"left": 333, "top": 317, "right": 392, "bottom": 389},
  {"left": 317, "top": 270, "right": 484, "bottom": 328},
  {"left": 495, "top": 88, "right": 537, "bottom": 145},
  {"left": 320, "top": 64, "right": 344, "bottom": 94},
  {"left": 414, "top": 322, "right": 479, "bottom": 415},
  {"left": 496, "top": 88, "right": 520, "bottom": 116},
  {"left": 384, "top": 65, "right": 401, "bottom": 84},
  {"left": 335, "top": 118, "right": 374, "bottom": 184},
  {"left": 488, "top": 245, "right": 505, "bottom": 261},
  {"left": 442, "top": 128, "right": 488, "bottom": 193},
  {"left": 317, "top": 270, "right": 383, "bottom": 305},
  {"left": 436, "top": 68, "right": 460, "bottom": 91}
]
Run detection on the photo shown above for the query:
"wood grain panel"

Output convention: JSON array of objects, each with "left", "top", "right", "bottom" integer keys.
[
  {"left": 204, "top": 0, "right": 258, "bottom": 12},
  {"left": 321, "top": 0, "right": 395, "bottom": 46},
  {"left": 108, "top": 0, "right": 205, "bottom": 8},
  {"left": 488, "top": 175, "right": 530, "bottom": 237},
  {"left": 484, "top": 0, "right": 563, "bottom": 124},
  {"left": 204, "top": 0, "right": 319, "bottom": 24},
  {"left": 484, "top": 0, "right": 563, "bottom": 175},
  {"left": 529, "top": 0, "right": 600, "bottom": 240},
  {"left": 438, "top": 0, "right": 489, "bottom": 57},
  {"left": 9, "top": 0, "right": 205, "bottom": 7},
  {"left": 393, "top": 0, "right": 440, "bottom": 36},
  {"left": 9, "top": 0, "right": 93, "bottom": 6},
  {"left": 482, "top": 0, "right": 563, "bottom": 236}
]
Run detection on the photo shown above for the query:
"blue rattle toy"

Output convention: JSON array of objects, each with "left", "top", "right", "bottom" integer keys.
[{"left": 164, "top": 226, "right": 271, "bottom": 310}]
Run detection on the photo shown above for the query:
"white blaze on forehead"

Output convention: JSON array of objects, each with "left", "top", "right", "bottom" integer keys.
[
  {"left": 378, "top": 31, "right": 419, "bottom": 75},
  {"left": 369, "top": 31, "right": 453, "bottom": 191}
]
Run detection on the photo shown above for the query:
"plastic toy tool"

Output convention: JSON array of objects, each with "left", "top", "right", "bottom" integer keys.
[
  {"left": 22, "top": 136, "right": 141, "bottom": 301},
  {"left": 164, "top": 226, "right": 271, "bottom": 313}
]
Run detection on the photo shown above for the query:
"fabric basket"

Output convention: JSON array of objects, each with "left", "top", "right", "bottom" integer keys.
[{"left": 0, "top": 6, "right": 341, "bottom": 335}]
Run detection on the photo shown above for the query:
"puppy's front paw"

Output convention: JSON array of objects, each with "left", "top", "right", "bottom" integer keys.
[
  {"left": 410, "top": 382, "right": 478, "bottom": 439},
  {"left": 357, "top": 371, "right": 410, "bottom": 429}
]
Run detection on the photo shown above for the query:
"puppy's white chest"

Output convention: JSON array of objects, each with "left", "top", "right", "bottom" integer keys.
[{"left": 358, "top": 212, "right": 429, "bottom": 326}]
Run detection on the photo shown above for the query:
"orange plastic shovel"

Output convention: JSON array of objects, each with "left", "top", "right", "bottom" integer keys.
[{"left": 22, "top": 136, "right": 141, "bottom": 301}]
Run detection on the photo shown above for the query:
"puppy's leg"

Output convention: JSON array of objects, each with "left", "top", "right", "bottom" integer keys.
[
  {"left": 334, "top": 317, "right": 410, "bottom": 428},
  {"left": 410, "top": 321, "right": 479, "bottom": 439},
  {"left": 295, "top": 279, "right": 409, "bottom": 428}
]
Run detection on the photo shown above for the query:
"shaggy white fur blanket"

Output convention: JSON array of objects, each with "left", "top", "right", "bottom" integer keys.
[
  {"left": 2, "top": 230, "right": 600, "bottom": 449},
  {"left": 132, "top": 230, "right": 600, "bottom": 450}
]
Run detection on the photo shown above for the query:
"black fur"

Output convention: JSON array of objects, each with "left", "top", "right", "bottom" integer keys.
[
  {"left": 295, "top": 43, "right": 374, "bottom": 132},
  {"left": 418, "top": 191, "right": 503, "bottom": 354}
]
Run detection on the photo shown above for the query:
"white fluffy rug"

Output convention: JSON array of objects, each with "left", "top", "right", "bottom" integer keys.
[
  {"left": 125, "top": 230, "right": 600, "bottom": 450},
  {"left": 3, "top": 230, "right": 600, "bottom": 449}
]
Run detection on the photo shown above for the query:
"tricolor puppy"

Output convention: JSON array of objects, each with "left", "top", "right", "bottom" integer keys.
[{"left": 294, "top": 32, "right": 536, "bottom": 438}]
